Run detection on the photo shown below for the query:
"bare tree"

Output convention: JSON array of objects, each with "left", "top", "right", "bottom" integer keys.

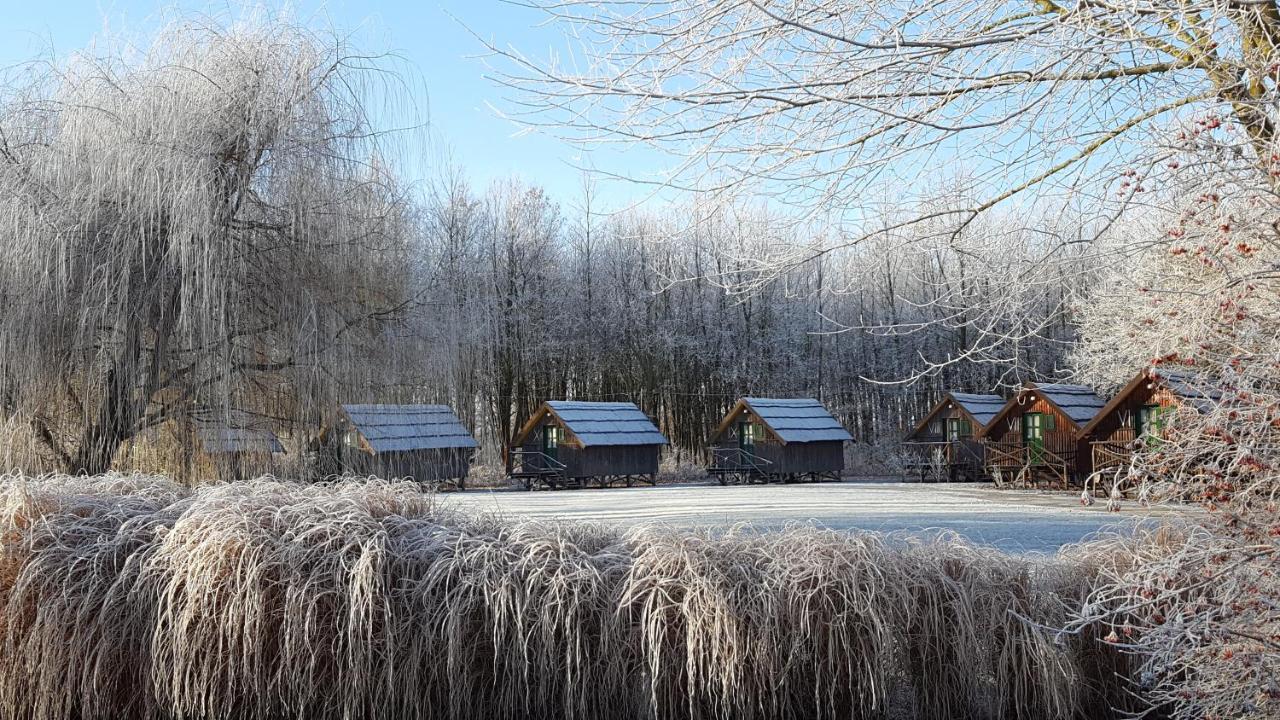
[
  {"left": 1067, "top": 135, "right": 1280, "bottom": 718},
  {"left": 486, "top": 0, "right": 1280, "bottom": 376},
  {"left": 0, "top": 18, "right": 418, "bottom": 474},
  {"left": 497, "top": 0, "right": 1279, "bottom": 216}
]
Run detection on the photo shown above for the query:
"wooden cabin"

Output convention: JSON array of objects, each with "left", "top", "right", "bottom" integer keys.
[
  {"left": 1077, "top": 369, "right": 1218, "bottom": 478},
  {"left": 508, "top": 401, "right": 667, "bottom": 489},
  {"left": 706, "top": 397, "right": 853, "bottom": 484},
  {"left": 194, "top": 410, "right": 284, "bottom": 481},
  {"left": 902, "top": 392, "right": 1006, "bottom": 482},
  {"left": 977, "top": 383, "right": 1108, "bottom": 487},
  {"left": 335, "top": 404, "right": 478, "bottom": 489}
]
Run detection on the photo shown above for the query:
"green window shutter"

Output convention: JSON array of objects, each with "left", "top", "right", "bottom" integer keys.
[
  {"left": 1043, "top": 414, "right": 1056, "bottom": 431},
  {"left": 959, "top": 419, "right": 972, "bottom": 437}
]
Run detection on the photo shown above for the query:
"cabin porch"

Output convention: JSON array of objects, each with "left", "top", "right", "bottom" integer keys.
[
  {"left": 506, "top": 445, "right": 659, "bottom": 490},
  {"left": 707, "top": 446, "right": 775, "bottom": 484},
  {"left": 983, "top": 440, "right": 1077, "bottom": 488},
  {"left": 901, "top": 439, "right": 986, "bottom": 482}
]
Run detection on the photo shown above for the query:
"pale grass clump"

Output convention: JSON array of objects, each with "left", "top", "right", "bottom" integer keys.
[
  {"left": 0, "top": 472, "right": 192, "bottom": 720},
  {"left": 0, "top": 474, "right": 1144, "bottom": 720}
]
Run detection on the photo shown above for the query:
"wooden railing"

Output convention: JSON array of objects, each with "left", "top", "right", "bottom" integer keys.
[
  {"left": 1032, "top": 446, "right": 1072, "bottom": 488},
  {"left": 984, "top": 441, "right": 1026, "bottom": 468},
  {"left": 982, "top": 441, "right": 1075, "bottom": 488},
  {"left": 905, "top": 440, "right": 984, "bottom": 465},
  {"left": 710, "top": 447, "right": 773, "bottom": 473},
  {"left": 508, "top": 448, "right": 567, "bottom": 475},
  {"left": 902, "top": 440, "right": 987, "bottom": 481},
  {"left": 1091, "top": 441, "right": 1133, "bottom": 473}
]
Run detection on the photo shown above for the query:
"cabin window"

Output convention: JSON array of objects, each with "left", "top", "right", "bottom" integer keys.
[
  {"left": 545, "top": 425, "right": 563, "bottom": 449},
  {"left": 343, "top": 429, "right": 359, "bottom": 448},
  {"left": 1136, "top": 404, "right": 1169, "bottom": 444},
  {"left": 946, "top": 417, "right": 972, "bottom": 441},
  {"left": 739, "top": 422, "right": 763, "bottom": 449}
]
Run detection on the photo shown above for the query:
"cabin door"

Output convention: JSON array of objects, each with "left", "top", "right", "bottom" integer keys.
[
  {"left": 1022, "top": 413, "right": 1048, "bottom": 464},
  {"left": 945, "top": 418, "right": 971, "bottom": 441},
  {"left": 738, "top": 420, "right": 757, "bottom": 453},
  {"left": 542, "top": 425, "right": 561, "bottom": 463}
]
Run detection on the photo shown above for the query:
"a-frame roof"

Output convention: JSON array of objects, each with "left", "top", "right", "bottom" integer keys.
[
  {"left": 513, "top": 401, "right": 667, "bottom": 448},
  {"left": 342, "top": 404, "right": 478, "bottom": 453},
  {"left": 192, "top": 409, "right": 283, "bottom": 454},
  {"left": 1077, "top": 369, "right": 1221, "bottom": 437},
  {"left": 904, "top": 391, "right": 1005, "bottom": 440},
  {"left": 711, "top": 397, "right": 853, "bottom": 445},
  {"left": 975, "top": 382, "right": 1107, "bottom": 438}
]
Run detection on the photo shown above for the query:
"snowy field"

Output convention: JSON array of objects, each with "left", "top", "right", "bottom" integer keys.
[{"left": 444, "top": 480, "right": 1188, "bottom": 555}]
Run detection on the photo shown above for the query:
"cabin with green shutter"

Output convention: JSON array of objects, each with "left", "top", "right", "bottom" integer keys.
[
  {"left": 902, "top": 392, "right": 1005, "bottom": 481},
  {"left": 507, "top": 401, "right": 667, "bottom": 490},
  {"left": 976, "top": 383, "right": 1107, "bottom": 487},
  {"left": 1076, "top": 369, "right": 1218, "bottom": 478},
  {"left": 707, "top": 398, "right": 853, "bottom": 484}
]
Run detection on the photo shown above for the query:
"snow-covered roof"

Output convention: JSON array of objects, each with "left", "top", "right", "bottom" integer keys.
[
  {"left": 1156, "top": 370, "right": 1221, "bottom": 412},
  {"left": 546, "top": 401, "right": 668, "bottom": 447},
  {"left": 1034, "top": 383, "right": 1108, "bottom": 426},
  {"left": 194, "top": 410, "right": 283, "bottom": 454},
  {"left": 342, "top": 404, "right": 478, "bottom": 453},
  {"left": 949, "top": 393, "right": 1006, "bottom": 427},
  {"left": 743, "top": 397, "right": 853, "bottom": 444},
  {"left": 196, "top": 425, "right": 284, "bottom": 454},
  {"left": 1079, "top": 369, "right": 1224, "bottom": 437}
]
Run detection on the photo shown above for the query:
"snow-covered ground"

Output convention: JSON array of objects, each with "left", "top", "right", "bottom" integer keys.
[{"left": 444, "top": 480, "right": 1188, "bottom": 554}]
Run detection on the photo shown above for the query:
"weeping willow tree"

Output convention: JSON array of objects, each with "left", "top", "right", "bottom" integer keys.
[{"left": 0, "top": 18, "right": 417, "bottom": 475}]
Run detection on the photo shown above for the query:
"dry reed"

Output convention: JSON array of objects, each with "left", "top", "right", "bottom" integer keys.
[{"left": 0, "top": 473, "right": 1147, "bottom": 720}]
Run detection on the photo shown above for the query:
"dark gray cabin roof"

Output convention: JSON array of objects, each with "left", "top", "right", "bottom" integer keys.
[
  {"left": 547, "top": 401, "right": 668, "bottom": 447},
  {"left": 743, "top": 397, "right": 854, "bottom": 444},
  {"left": 1034, "top": 384, "right": 1108, "bottom": 426},
  {"left": 1155, "top": 370, "right": 1221, "bottom": 412},
  {"left": 950, "top": 393, "right": 1006, "bottom": 427},
  {"left": 194, "top": 412, "right": 283, "bottom": 454},
  {"left": 342, "top": 404, "right": 478, "bottom": 453}
]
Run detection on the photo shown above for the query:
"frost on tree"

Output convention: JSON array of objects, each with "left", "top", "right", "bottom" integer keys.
[{"left": 0, "top": 20, "right": 415, "bottom": 475}]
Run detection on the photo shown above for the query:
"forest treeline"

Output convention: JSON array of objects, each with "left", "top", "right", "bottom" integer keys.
[
  {"left": 397, "top": 170, "right": 1094, "bottom": 464},
  {"left": 0, "top": 19, "right": 1097, "bottom": 477}
]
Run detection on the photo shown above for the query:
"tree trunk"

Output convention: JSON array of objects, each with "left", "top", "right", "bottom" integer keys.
[{"left": 70, "top": 421, "right": 126, "bottom": 475}]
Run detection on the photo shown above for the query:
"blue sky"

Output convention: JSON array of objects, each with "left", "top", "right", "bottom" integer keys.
[{"left": 0, "top": 0, "right": 659, "bottom": 207}]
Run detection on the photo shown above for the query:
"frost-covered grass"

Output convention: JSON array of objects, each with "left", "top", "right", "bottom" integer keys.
[{"left": 0, "top": 472, "right": 1165, "bottom": 720}]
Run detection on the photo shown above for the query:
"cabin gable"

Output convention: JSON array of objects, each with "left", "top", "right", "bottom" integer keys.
[
  {"left": 512, "top": 401, "right": 666, "bottom": 481},
  {"left": 904, "top": 395, "right": 991, "bottom": 442},
  {"left": 709, "top": 397, "right": 850, "bottom": 478},
  {"left": 709, "top": 401, "right": 784, "bottom": 447}
]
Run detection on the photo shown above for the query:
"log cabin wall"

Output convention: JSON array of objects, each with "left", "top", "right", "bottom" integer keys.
[
  {"left": 344, "top": 447, "right": 473, "bottom": 482},
  {"left": 520, "top": 418, "right": 660, "bottom": 477},
  {"left": 907, "top": 405, "right": 969, "bottom": 442},
  {"left": 1090, "top": 386, "right": 1179, "bottom": 445},
  {"left": 778, "top": 441, "right": 845, "bottom": 474},
  {"left": 576, "top": 445, "right": 661, "bottom": 476},
  {"left": 986, "top": 394, "right": 1092, "bottom": 475},
  {"left": 711, "top": 406, "right": 844, "bottom": 474}
]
